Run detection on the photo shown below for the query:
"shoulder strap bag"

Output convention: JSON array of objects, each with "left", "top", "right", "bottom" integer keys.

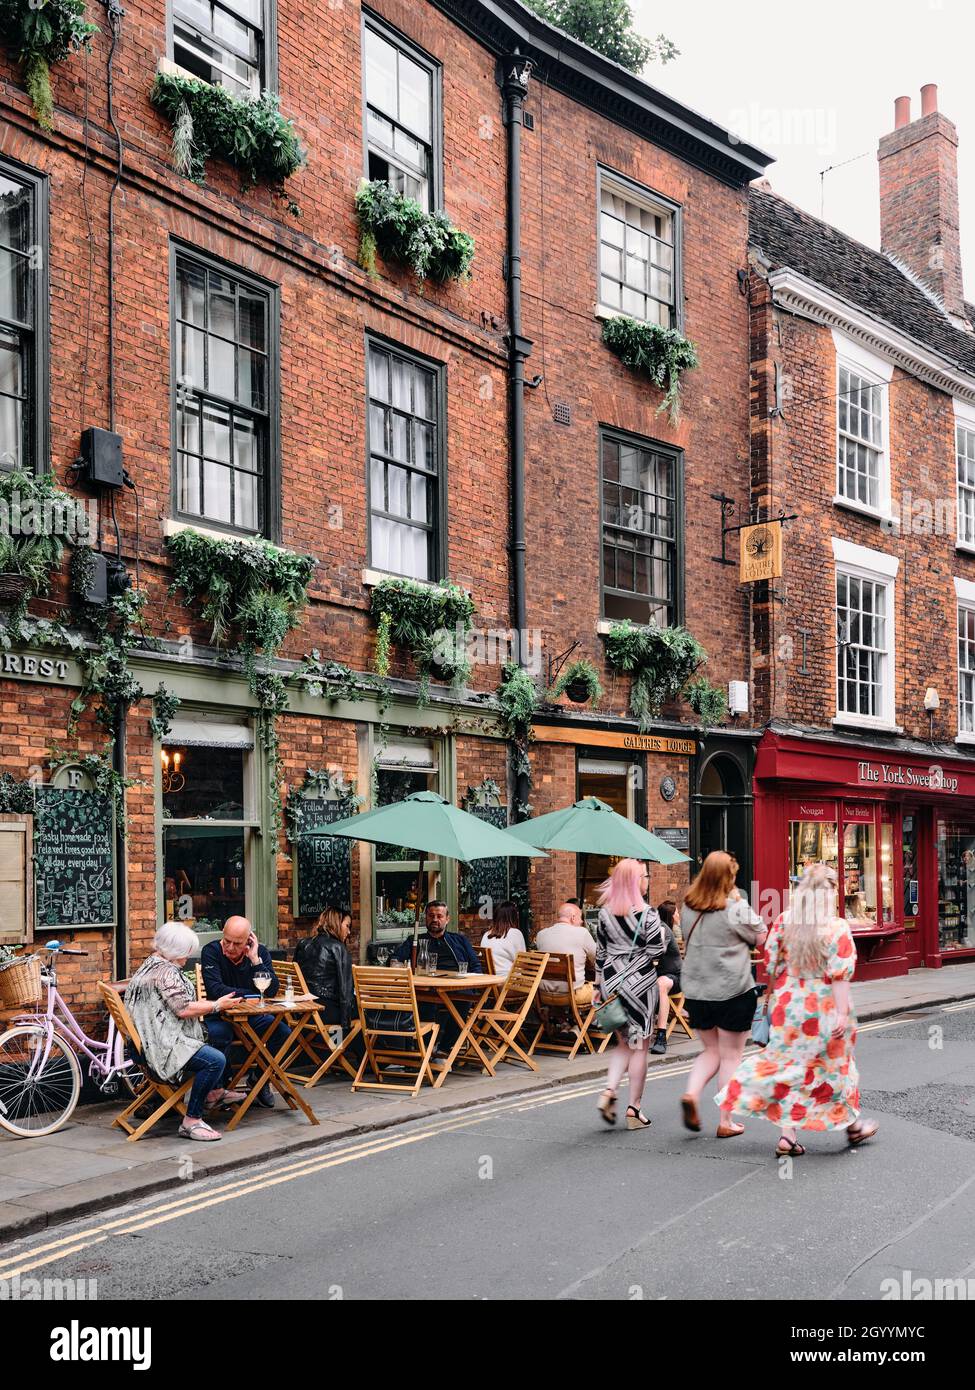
[
  {"left": 593, "top": 907, "right": 648, "bottom": 1033},
  {"left": 749, "top": 926, "right": 780, "bottom": 1049}
]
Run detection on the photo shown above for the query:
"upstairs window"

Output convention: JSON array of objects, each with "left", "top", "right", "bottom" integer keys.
[
  {"left": 957, "top": 422, "right": 975, "bottom": 548},
  {"left": 363, "top": 14, "right": 440, "bottom": 211},
  {"left": 598, "top": 172, "right": 678, "bottom": 328},
  {"left": 836, "top": 362, "right": 884, "bottom": 512},
  {"left": 836, "top": 569, "right": 892, "bottom": 724},
  {"left": 172, "top": 0, "right": 271, "bottom": 98},
  {"left": 600, "top": 430, "right": 681, "bottom": 625},
  {"left": 0, "top": 162, "right": 46, "bottom": 473},
  {"left": 959, "top": 602, "right": 975, "bottom": 735},
  {"left": 172, "top": 248, "right": 277, "bottom": 537}
]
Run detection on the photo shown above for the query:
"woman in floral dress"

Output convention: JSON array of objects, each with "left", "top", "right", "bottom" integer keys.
[{"left": 715, "top": 863, "right": 879, "bottom": 1156}]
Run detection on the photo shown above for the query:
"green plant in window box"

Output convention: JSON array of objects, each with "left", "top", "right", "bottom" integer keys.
[
  {"left": 685, "top": 675, "right": 727, "bottom": 731},
  {"left": 548, "top": 658, "right": 603, "bottom": 708},
  {"left": 603, "top": 619, "right": 706, "bottom": 730},
  {"left": 600, "top": 316, "right": 698, "bottom": 422},
  {"left": 0, "top": 0, "right": 97, "bottom": 129},
  {"left": 369, "top": 577, "right": 475, "bottom": 706},
  {"left": 355, "top": 179, "right": 475, "bottom": 283},
  {"left": 149, "top": 72, "right": 305, "bottom": 216},
  {"left": 0, "top": 469, "right": 77, "bottom": 617}
]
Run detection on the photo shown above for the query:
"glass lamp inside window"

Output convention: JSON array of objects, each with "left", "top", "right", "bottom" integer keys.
[{"left": 162, "top": 745, "right": 245, "bottom": 821}]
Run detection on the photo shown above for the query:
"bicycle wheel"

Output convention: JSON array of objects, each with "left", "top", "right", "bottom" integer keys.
[
  {"left": 0, "top": 1026, "right": 82, "bottom": 1138},
  {"left": 114, "top": 1056, "right": 146, "bottom": 1099}
]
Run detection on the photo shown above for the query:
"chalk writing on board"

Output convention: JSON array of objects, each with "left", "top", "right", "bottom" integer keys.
[{"left": 33, "top": 788, "right": 115, "bottom": 928}]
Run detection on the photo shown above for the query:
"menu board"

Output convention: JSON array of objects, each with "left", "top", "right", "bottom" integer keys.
[
  {"left": 460, "top": 805, "right": 509, "bottom": 913},
  {"left": 33, "top": 787, "right": 116, "bottom": 928},
  {"left": 293, "top": 798, "right": 353, "bottom": 919}
]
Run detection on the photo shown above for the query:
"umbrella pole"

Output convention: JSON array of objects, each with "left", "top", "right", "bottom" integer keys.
[
  {"left": 579, "top": 852, "right": 588, "bottom": 912},
  {"left": 411, "top": 852, "right": 426, "bottom": 969}
]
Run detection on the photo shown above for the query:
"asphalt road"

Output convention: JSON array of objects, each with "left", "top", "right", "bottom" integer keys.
[{"left": 3, "top": 1001, "right": 974, "bottom": 1302}]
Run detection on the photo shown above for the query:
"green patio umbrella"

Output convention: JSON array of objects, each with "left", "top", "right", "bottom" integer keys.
[
  {"left": 311, "top": 790, "right": 546, "bottom": 962},
  {"left": 505, "top": 796, "right": 689, "bottom": 864}
]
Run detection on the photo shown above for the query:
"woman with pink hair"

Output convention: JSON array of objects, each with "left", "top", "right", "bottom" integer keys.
[{"left": 593, "top": 858, "right": 665, "bottom": 1129}]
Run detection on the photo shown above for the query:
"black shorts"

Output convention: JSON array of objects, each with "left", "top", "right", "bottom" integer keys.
[{"left": 684, "top": 989, "right": 757, "bottom": 1034}]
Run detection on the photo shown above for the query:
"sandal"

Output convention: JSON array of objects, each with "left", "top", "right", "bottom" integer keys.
[
  {"left": 625, "top": 1105, "right": 651, "bottom": 1129},
  {"left": 776, "top": 1135, "right": 806, "bottom": 1156},
  {"left": 847, "top": 1119, "right": 878, "bottom": 1147},
  {"left": 178, "top": 1119, "right": 222, "bottom": 1142},
  {"left": 716, "top": 1121, "right": 745, "bottom": 1138},
  {"left": 205, "top": 1087, "right": 247, "bottom": 1108},
  {"left": 598, "top": 1089, "right": 617, "bottom": 1126},
  {"left": 680, "top": 1093, "right": 702, "bottom": 1132}
]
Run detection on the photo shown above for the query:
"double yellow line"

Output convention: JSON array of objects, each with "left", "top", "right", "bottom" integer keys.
[{"left": 0, "top": 1063, "right": 696, "bottom": 1280}]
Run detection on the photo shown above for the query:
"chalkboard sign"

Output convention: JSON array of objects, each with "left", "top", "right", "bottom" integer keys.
[
  {"left": 33, "top": 787, "right": 116, "bottom": 929},
  {"left": 460, "top": 805, "right": 509, "bottom": 914},
  {"left": 294, "top": 798, "right": 353, "bottom": 919}
]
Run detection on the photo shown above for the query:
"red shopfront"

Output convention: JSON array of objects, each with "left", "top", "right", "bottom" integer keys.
[{"left": 754, "top": 728, "right": 975, "bottom": 981}]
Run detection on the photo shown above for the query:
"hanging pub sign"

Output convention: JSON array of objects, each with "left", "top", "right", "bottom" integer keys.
[
  {"left": 33, "top": 783, "right": 116, "bottom": 929},
  {"left": 739, "top": 520, "right": 783, "bottom": 583}
]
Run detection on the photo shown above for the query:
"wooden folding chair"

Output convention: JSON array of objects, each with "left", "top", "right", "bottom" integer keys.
[
  {"left": 474, "top": 945, "right": 495, "bottom": 974},
  {"left": 528, "top": 953, "right": 611, "bottom": 1060},
  {"left": 464, "top": 951, "right": 549, "bottom": 1072},
  {"left": 666, "top": 988, "right": 694, "bottom": 1040},
  {"left": 98, "top": 982, "right": 192, "bottom": 1142},
  {"left": 275, "top": 959, "right": 362, "bottom": 1084},
  {"left": 351, "top": 965, "right": 439, "bottom": 1096}
]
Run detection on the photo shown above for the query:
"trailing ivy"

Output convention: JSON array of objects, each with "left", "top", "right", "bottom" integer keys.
[
  {"left": 150, "top": 71, "right": 305, "bottom": 216},
  {"left": 166, "top": 529, "right": 316, "bottom": 835},
  {"left": 149, "top": 684, "right": 181, "bottom": 741},
  {"left": 548, "top": 657, "right": 603, "bottom": 708},
  {"left": 47, "top": 742, "right": 136, "bottom": 837},
  {"left": 497, "top": 663, "right": 539, "bottom": 819},
  {"left": 284, "top": 767, "right": 363, "bottom": 847},
  {"left": 355, "top": 179, "right": 475, "bottom": 283},
  {"left": 686, "top": 675, "right": 728, "bottom": 731},
  {"left": 601, "top": 316, "right": 698, "bottom": 421},
  {"left": 0, "top": 0, "right": 97, "bottom": 129},
  {"left": 69, "top": 586, "right": 147, "bottom": 735},
  {"left": 603, "top": 620, "right": 707, "bottom": 730},
  {"left": 0, "top": 772, "right": 34, "bottom": 814},
  {"left": 0, "top": 613, "right": 83, "bottom": 653},
  {"left": 369, "top": 576, "right": 475, "bottom": 706}
]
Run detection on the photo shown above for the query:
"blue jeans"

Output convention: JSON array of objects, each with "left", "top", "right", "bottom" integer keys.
[
  {"left": 184, "top": 1044, "right": 227, "bottom": 1119},
  {"left": 205, "top": 1015, "right": 292, "bottom": 1077}
]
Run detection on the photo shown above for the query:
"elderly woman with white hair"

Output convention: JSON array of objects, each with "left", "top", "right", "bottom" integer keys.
[{"left": 124, "top": 922, "right": 244, "bottom": 1142}]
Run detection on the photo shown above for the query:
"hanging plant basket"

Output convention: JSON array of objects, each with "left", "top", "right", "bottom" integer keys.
[
  {"left": 355, "top": 179, "right": 475, "bottom": 283},
  {"left": 0, "top": 0, "right": 98, "bottom": 129},
  {"left": 0, "top": 572, "right": 30, "bottom": 606},
  {"left": 549, "top": 658, "right": 604, "bottom": 709},
  {"left": 601, "top": 315, "right": 698, "bottom": 422},
  {"left": 603, "top": 620, "right": 707, "bottom": 730},
  {"left": 369, "top": 577, "right": 476, "bottom": 705}
]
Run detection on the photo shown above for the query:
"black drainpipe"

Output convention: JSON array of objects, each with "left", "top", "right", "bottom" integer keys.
[{"left": 500, "top": 52, "right": 533, "bottom": 826}]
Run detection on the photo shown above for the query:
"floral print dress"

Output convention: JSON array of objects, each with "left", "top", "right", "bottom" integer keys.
[{"left": 715, "top": 914, "right": 860, "bottom": 1131}]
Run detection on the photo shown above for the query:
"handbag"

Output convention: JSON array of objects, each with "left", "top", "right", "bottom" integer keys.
[
  {"left": 594, "top": 994, "right": 627, "bottom": 1032},
  {"left": 749, "top": 931, "right": 780, "bottom": 1048}
]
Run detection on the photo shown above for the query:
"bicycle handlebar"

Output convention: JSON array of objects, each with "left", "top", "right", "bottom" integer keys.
[{"left": 42, "top": 940, "right": 88, "bottom": 957}]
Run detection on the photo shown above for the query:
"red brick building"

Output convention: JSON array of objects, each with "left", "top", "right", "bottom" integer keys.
[
  {"left": 0, "top": 0, "right": 769, "bottom": 1021},
  {"left": 748, "top": 86, "right": 975, "bottom": 979}
]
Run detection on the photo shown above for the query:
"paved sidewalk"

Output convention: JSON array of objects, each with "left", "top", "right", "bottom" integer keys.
[{"left": 2, "top": 962, "right": 973, "bottom": 1243}]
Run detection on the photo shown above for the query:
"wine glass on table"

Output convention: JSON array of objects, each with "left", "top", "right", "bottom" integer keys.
[
  {"left": 253, "top": 970, "right": 271, "bottom": 1009},
  {"left": 376, "top": 945, "right": 390, "bottom": 968}
]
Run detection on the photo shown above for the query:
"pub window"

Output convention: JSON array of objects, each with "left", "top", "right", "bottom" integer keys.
[
  {"left": 600, "top": 429, "right": 681, "bottom": 625},
  {"left": 0, "top": 161, "right": 46, "bottom": 473},
  {"left": 598, "top": 171, "right": 679, "bottom": 328},
  {"left": 956, "top": 423, "right": 975, "bottom": 548},
  {"left": 171, "top": 0, "right": 273, "bottom": 98},
  {"left": 172, "top": 247, "right": 278, "bottom": 537},
  {"left": 367, "top": 339, "right": 443, "bottom": 581},
  {"left": 363, "top": 13, "right": 440, "bottom": 211},
  {"left": 160, "top": 716, "right": 257, "bottom": 932},
  {"left": 373, "top": 738, "right": 441, "bottom": 941},
  {"left": 836, "top": 361, "right": 885, "bottom": 513},
  {"left": 959, "top": 602, "right": 975, "bottom": 734},
  {"left": 835, "top": 566, "right": 893, "bottom": 725}
]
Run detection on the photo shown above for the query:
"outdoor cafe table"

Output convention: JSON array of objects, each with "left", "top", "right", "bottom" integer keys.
[
  {"left": 411, "top": 970, "right": 505, "bottom": 1088},
  {"left": 222, "top": 998, "right": 324, "bottom": 1130}
]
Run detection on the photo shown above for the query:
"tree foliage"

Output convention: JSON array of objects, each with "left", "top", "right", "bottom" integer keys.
[{"left": 525, "top": 0, "right": 677, "bottom": 74}]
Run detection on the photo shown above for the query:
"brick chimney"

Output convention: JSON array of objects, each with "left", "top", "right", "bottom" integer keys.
[{"left": 878, "top": 85, "right": 968, "bottom": 325}]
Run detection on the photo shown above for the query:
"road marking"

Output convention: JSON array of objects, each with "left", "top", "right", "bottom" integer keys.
[{"left": 941, "top": 1000, "right": 975, "bottom": 1013}]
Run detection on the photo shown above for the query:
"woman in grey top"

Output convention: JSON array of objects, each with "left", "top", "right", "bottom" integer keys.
[
  {"left": 678, "top": 851, "right": 766, "bottom": 1138},
  {"left": 125, "top": 922, "right": 244, "bottom": 1142}
]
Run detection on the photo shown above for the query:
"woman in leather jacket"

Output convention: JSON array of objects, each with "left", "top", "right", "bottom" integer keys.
[{"left": 294, "top": 907, "right": 355, "bottom": 1030}]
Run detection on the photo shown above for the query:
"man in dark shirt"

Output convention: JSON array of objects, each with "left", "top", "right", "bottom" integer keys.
[
  {"left": 201, "top": 917, "right": 291, "bottom": 1107},
  {"left": 392, "top": 901, "right": 481, "bottom": 972}
]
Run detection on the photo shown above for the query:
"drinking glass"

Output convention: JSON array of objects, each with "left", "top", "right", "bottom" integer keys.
[
  {"left": 427, "top": 953, "right": 438, "bottom": 976},
  {"left": 376, "top": 946, "right": 390, "bottom": 967},
  {"left": 253, "top": 971, "right": 271, "bottom": 1006},
  {"left": 457, "top": 960, "right": 468, "bottom": 976}
]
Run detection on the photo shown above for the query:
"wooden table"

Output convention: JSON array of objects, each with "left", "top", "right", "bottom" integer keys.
[
  {"left": 222, "top": 998, "right": 323, "bottom": 1129},
  {"left": 411, "top": 971, "right": 504, "bottom": 1089}
]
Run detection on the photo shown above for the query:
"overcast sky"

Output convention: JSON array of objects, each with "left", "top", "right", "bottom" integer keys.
[{"left": 633, "top": 0, "right": 975, "bottom": 291}]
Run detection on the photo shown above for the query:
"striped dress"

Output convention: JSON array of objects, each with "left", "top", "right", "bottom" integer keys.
[{"left": 596, "top": 906, "right": 664, "bottom": 1046}]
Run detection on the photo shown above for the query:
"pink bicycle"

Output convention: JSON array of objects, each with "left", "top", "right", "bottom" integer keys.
[{"left": 0, "top": 941, "right": 143, "bottom": 1138}]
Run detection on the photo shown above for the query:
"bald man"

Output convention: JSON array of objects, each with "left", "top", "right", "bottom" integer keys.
[
  {"left": 200, "top": 917, "right": 289, "bottom": 1108},
  {"left": 535, "top": 902, "right": 596, "bottom": 1002}
]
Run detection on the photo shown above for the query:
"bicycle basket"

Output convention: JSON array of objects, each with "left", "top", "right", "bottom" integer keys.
[{"left": 0, "top": 952, "right": 42, "bottom": 1008}]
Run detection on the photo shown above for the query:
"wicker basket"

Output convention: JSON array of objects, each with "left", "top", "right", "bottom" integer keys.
[
  {"left": 0, "top": 952, "right": 42, "bottom": 1008},
  {"left": 0, "top": 573, "right": 29, "bottom": 606}
]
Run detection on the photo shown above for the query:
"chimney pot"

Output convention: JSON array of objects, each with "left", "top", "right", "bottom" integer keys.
[
  {"left": 921, "top": 83, "right": 938, "bottom": 116},
  {"left": 894, "top": 95, "right": 911, "bottom": 129}
]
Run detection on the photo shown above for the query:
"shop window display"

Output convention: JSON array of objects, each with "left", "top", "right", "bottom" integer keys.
[
  {"left": 936, "top": 818, "right": 975, "bottom": 951},
  {"left": 842, "top": 822, "right": 878, "bottom": 923}
]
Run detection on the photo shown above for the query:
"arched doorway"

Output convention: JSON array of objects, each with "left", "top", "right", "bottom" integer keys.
[{"left": 693, "top": 749, "right": 752, "bottom": 888}]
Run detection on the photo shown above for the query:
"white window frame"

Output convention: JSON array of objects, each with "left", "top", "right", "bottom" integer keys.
[
  {"left": 831, "top": 331, "right": 893, "bottom": 524},
  {"left": 954, "top": 576, "right": 975, "bottom": 742},
  {"left": 832, "top": 537, "right": 898, "bottom": 731},
  {"left": 954, "top": 399, "right": 975, "bottom": 553},
  {"left": 595, "top": 168, "right": 680, "bottom": 330}
]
